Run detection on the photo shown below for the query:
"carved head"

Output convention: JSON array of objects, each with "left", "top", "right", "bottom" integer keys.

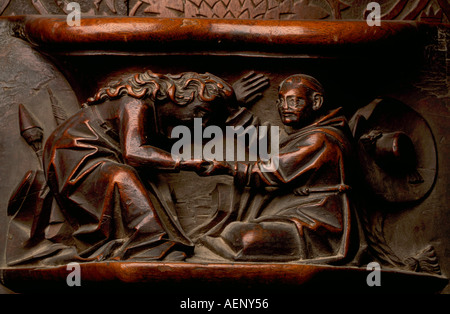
[
  {"left": 277, "top": 74, "right": 324, "bottom": 127},
  {"left": 153, "top": 71, "right": 235, "bottom": 128},
  {"left": 84, "top": 70, "right": 234, "bottom": 127}
]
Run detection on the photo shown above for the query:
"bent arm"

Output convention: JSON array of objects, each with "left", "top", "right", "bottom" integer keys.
[
  {"left": 118, "top": 98, "right": 209, "bottom": 172},
  {"left": 119, "top": 98, "right": 180, "bottom": 170}
]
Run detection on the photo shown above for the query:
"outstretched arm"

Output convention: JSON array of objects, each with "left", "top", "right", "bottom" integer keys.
[{"left": 199, "top": 133, "right": 336, "bottom": 189}]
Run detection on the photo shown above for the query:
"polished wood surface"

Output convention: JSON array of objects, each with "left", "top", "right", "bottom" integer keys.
[
  {"left": 0, "top": 15, "right": 448, "bottom": 293},
  {"left": 2, "top": 16, "right": 432, "bottom": 56},
  {"left": 2, "top": 262, "right": 447, "bottom": 293}
]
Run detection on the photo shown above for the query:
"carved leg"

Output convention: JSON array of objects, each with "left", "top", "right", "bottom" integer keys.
[
  {"left": 201, "top": 221, "right": 304, "bottom": 261},
  {"left": 52, "top": 162, "right": 185, "bottom": 261}
]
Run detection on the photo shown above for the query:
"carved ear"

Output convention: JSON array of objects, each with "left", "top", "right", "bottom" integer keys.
[{"left": 312, "top": 92, "right": 323, "bottom": 111}]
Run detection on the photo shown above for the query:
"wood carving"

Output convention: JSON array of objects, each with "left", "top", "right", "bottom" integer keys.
[
  {"left": 0, "top": 16, "right": 448, "bottom": 294},
  {"left": 190, "top": 74, "right": 356, "bottom": 263}
]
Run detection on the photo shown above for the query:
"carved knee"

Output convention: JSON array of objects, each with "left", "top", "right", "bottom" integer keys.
[{"left": 221, "top": 221, "right": 303, "bottom": 260}]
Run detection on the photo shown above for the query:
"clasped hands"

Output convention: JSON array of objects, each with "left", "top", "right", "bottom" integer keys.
[{"left": 180, "top": 159, "right": 235, "bottom": 176}]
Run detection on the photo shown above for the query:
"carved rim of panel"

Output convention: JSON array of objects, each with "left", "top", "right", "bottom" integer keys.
[{"left": 0, "top": 15, "right": 443, "bottom": 57}]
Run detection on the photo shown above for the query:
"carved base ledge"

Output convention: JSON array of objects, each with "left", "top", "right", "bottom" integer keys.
[{"left": 1, "top": 262, "right": 447, "bottom": 294}]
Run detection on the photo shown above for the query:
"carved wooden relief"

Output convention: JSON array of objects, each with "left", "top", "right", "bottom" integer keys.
[{"left": 0, "top": 10, "right": 448, "bottom": 297}]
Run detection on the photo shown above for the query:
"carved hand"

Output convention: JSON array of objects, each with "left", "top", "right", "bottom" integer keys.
[
  {"left": 179, "top": 159, "right": 211, "bottom": 172},
  {"left": 195, "top": 160, "right": 234, "bottom": 177},
  {"left": 232, "top": 71, "right": 270, "bottom": 106}
]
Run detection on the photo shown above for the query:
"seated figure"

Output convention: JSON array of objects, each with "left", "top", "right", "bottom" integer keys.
[{"left": 198, "top": 74, "right": 359, "bottom": 263}]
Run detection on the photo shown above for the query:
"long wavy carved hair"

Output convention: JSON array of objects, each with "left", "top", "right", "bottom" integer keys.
[{"left": 82, "top": 70, "right": 235, "bottom": 108}]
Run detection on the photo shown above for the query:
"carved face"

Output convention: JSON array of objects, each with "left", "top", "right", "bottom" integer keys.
[
  {"left": 157, "top": 97, "right": 225, "bottom": 135},
  {"left": 277, "top": 86, "right": 314, "bottom": 127},
  {"left": 178, "top": 99, "right": 216, "bottom": 127}
]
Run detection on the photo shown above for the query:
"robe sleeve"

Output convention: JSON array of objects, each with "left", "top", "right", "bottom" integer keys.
[
  {"left": 119, "top": 98, "right": 180, "bottom": 171},
  {"left": 236, "top": 132, "right": 330, "bottom": 188}
]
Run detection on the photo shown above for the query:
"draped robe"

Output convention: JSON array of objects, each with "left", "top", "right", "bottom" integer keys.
[{"left": 198, "top": 107, "right": 357, "bottom": 263}]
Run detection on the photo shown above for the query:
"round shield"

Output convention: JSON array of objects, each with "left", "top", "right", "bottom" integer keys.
[{"left": 349, "top": 97, "right": 437, "bottom": 203}]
